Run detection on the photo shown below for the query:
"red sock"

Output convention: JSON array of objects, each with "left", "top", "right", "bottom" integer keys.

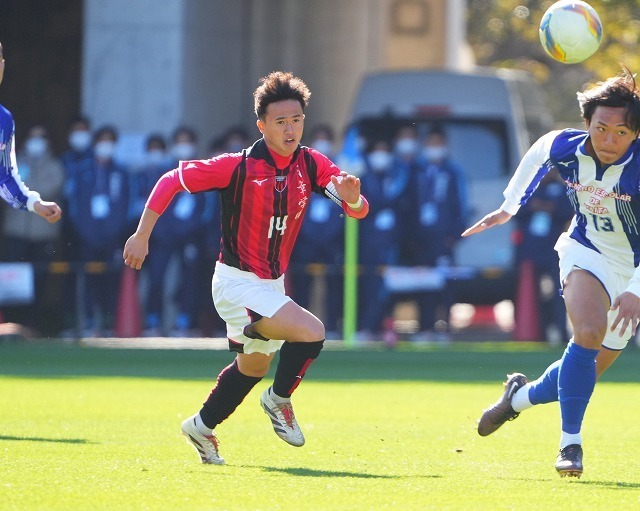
[{"left": 272, "top": 340, "right": 324, "bottom": 397}]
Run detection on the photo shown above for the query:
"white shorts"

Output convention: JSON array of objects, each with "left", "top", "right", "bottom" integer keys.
[
  {"left": 555, "top": 233, "right": 632, "bottom": 350},
  {"left": 212, "top": 262, "right": 291, "bottom": 355}
]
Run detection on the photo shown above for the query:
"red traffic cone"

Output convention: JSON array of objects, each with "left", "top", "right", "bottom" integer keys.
[
  {"left": 514, "top": 260, "right": 541, "bottom": 341},
  {"left": 115, "top": 266, "right": 142, "bottom": 338}
]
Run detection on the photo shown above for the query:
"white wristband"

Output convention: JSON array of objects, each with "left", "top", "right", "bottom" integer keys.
[{"left": 346, "top": 196, "right": 363, "bottom": 209}]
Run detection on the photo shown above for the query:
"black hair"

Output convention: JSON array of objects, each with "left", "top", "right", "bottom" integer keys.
[
  {"left": 253, "top": 71, "right": 311, "bottom": 120},
  {"left": 578, "top": 66, "right": 640, "bottom": 133},
  {"left": 94, "top": 125, "right": 118, "bottom": 142},
  {"left": 172, "top": 125, "right": 198, "bottom": 143},
  {"left": 145, "top": 133, "right": 166, "bottom": 150},
  {"left": 310, "top": 123, "right": 335, "bottom": 141}
]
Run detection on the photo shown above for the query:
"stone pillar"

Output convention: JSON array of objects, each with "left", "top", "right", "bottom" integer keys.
[{"left": 83, "top": 0, "right": 186, "bottom": 138}]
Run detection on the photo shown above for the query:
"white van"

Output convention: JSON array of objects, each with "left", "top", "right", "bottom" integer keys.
[{"left": 342, "top": 67, "right": 553, "bottom": 303}]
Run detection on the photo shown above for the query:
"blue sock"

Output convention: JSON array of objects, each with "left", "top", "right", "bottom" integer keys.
[
  {"left": 557, "top": 341, "right": 598, "bottom": 434},
  {"left": 528, "top": 359, "right": 561, "bottom": 405}
]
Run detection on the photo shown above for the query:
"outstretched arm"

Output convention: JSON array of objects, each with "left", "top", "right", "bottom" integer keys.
[
  {"left": 461, "top": 209, "right": 512, "bottom": 237},
  {"left": 33, "top": 200, "right": 62, "bottom": 223}
]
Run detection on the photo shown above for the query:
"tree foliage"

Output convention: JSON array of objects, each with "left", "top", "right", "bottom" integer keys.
[{"left": 467, "top": 0, "right": 640, "bottom": 124}]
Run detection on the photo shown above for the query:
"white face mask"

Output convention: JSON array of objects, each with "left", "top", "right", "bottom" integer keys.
[
  {"left": 25, "top": 137, "right": 47, "bottom": 158},
  {"left": 368, "top": 150, "right": 393, "bottom": 172},
  {"left": 94, "top": 140, "right": 116, "bottom": 160},
  {"left": 69, "top": 130, "right": 92, "bottom": 152},
  {"left": 422, "top": 146, "right": 448, "bottom": 162},
  {"left": 146, "top": 149, "right": 166, "bottom": 166},
  {"left": 311, "top": 139, "right": 333, "bottom": 156},
  {"left": 394, "top": 138, "right": 419, "bottom": 157},
  {"left": 172, "top": 142, "right": 196, "bottom": 161}
]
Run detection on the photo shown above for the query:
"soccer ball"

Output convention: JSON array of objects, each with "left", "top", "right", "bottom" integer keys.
[{"left": 539, "top": 1, "right": 603, "bottom": 64}]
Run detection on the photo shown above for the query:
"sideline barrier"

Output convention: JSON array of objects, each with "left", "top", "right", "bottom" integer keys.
[{"left": 3, "top": 261, "right": 510, "bottom": 339}]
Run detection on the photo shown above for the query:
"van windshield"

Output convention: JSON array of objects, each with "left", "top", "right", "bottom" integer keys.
[{"left": 344, "top": 118, "right": 511, "bottom": 179}]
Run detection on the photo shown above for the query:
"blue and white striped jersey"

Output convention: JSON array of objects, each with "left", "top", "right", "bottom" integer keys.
[
  {"left": 501, "top": 128, "right": 640, "bottom": 291},
  {"left": 0, "top": 103, "right": 40, "bottom": 211}
]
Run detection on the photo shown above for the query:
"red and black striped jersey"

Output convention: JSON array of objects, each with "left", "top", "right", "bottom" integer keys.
[{"left": 147, "top": 138, "right": 366, "bottom": 279}]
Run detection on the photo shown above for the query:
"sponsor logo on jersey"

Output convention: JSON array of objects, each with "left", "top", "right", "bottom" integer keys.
[{"left": 274, "top": 175, "right": 287, "bottom": 192}]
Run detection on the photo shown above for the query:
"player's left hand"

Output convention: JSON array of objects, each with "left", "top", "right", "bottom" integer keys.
[
  {"left": 331, "top": 172, "right": 361, "bottom": 204},
  {"left": 610, "top": 291, "right": 640, "bottom": 337},
  {"left": 33, "top": 200, "right": 62, "bottom": 223}
]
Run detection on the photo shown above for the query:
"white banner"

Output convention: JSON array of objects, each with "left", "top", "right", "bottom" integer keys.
[
  {"left": 383, "top": 265, "right": 477, "bottom": 293},
  {"left": 0, "top": 263, "right": 35, "bottom": 305}
]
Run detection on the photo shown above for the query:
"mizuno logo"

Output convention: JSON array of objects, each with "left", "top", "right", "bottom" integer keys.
[
  {"left": 557, "top": 160, "right": 573, "bottom": 167},
  {"left": 253, "top": 178, "right": 268, "bottom": 186}
]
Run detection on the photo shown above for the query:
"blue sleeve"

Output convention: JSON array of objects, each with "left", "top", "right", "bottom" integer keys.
[{"left": 0, "top": 105, "right": 38, "bottom": 211}]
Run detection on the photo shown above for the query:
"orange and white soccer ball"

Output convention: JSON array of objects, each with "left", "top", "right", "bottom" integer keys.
[{"left": 539, "top": 1, "right": 603, "bottom": 64}]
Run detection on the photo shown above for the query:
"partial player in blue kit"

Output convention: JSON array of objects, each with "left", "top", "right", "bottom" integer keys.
[
  {"left": 0, "top": 42, "right": 61, "bottom": 223},
  {"left": 462, "top": 67, "right": 640, "bottom": 478}
]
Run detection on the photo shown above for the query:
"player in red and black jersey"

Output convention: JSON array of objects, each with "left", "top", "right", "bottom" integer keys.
[{"left": 123, "top": 71, "right": 368, "bottom": 464}]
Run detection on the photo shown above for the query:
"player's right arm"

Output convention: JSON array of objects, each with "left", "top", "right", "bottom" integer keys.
[
  {"left": 123, "top": 155, "right": 240, "bottom": 270},
  {"left": 461, "top": 209, "right": 512, "bottom": 237},
  {"left": 123, "top": 169, "right": 183, "bottom": 270},
  {"left": 462, "top": 130, "right": 561, "bottom": 237}
]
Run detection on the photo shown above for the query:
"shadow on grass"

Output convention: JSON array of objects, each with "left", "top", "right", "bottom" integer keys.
[
  {"left": 574, "top": 480, "right": 640, "bottom": 489},
  {"left": 0, "top": 435, "right": 96, "bottom": 444},
  {"left": 259, "top": 465, "right": 442, "bottom": 479}
]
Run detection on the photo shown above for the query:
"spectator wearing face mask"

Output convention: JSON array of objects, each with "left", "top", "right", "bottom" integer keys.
[
  {"left": 514, "top": 169, "right": 573, "bottom": 344},
  {"left": 222, "top": 125, "right": 250, "bottom": 154},
  {"left": 409, "top": 127, "right": 467, "bottom": 341},
  {"left": 290, "top": 125, "right": 344, "bottom": 338},
  {"left": 67, "top": 125, "right": 130, "bottom": 336},
  {"left": 356, "top": 138, "right": 411, "bottom": 343},
  {"left": 2, "top": 125, "right": 65, "bottom": 334},
  {"left": 129, "top": 134, "right": 170, "bottom": 225},
  {"left": 141, "top": 126, "right": 211, "bottom": 336},
  {"left": 127, "top": 135, "right": 169, "bottom": 335},
  {"left": 170, "top": 125, "right": 199, "bottom": 162},
  {"left": 58, "top": 117, "right": 95, "bottom": 336},
  {"left": 61, "top": 116, "right": 93, "bottom": 205},
  {"left": 60, "top": 116, "right": 93, "bottom": 262},
  {"left": 391, "top": 125, "right": 421, "bottom": 262}
]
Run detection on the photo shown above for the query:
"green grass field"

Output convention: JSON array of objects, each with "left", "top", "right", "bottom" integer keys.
[{"left": 1, "top": 340, "right": 639, "bottom": 510}]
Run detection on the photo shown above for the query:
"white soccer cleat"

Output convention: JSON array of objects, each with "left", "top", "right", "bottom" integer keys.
[
  {"left": 180, "top": 416, "right": 225, "bottom": 465},
  {"left": 260, "top": 388, "right": 305, "bottom": 447}
]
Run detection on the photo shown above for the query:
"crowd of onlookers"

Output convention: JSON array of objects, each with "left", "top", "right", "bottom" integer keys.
[{"left": 3, "top": 117, "right": 570, "bottom": 342}]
